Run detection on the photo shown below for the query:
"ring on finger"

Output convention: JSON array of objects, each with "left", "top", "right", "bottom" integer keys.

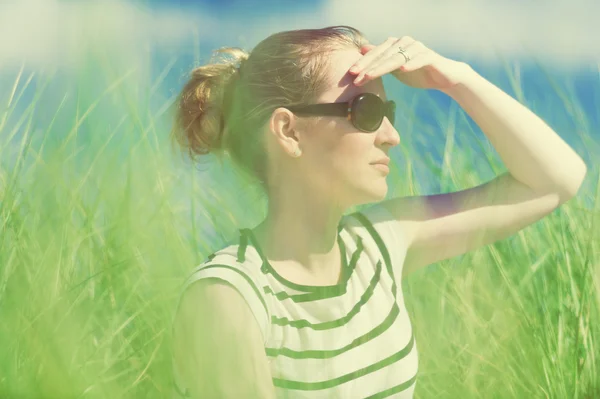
[{"left": 397, "top": 47, "right": 410, "bottom": 63}]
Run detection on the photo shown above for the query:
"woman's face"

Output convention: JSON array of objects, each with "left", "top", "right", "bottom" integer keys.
[{"left": 268, "top": 48, "right": 401, "bottom": 209}]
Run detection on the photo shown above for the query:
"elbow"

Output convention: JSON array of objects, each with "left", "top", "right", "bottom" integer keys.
[{"left": 557, "top": 159, "right": 588, "bottom": 205}]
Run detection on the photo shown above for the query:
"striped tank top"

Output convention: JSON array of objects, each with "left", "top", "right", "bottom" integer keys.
[{"left": 171, "top": 204, "right": 419, "bottom": 398}]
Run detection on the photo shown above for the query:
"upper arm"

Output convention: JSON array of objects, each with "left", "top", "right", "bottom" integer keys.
[
  {"left": 377, "top": 173, "right": 563, "bottom": 277},
  {"left": 172, "top": 279, "right": 276, "bottom": 399}
]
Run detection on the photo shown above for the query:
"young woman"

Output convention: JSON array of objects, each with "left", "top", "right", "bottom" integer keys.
[{"left": 170, "top": 26, "right": 587, "bottom": 398}]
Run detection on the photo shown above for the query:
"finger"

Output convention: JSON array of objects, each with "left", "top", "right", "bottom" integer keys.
[
  {"left": 354, "top": 56, "right": 402, "bottom": 86},
  {"left": 385, "top": 39, "right": 425, "bottom": 63},
  {"left": 394, "top": 36, "right": 418, "bottom": 53},
  {"left": 349, "top": 37, "right": 400, "bottom": 74},
  {"left": 378, "top": 38, "right": 420, "bottom": 67},
  {"left": 399, "top": 51, "right": 435, "bottom": 72},
  {"left": 352, "top": 36, "right": 418, "bottom": 77},
  {"left": 354, "top": 41, "right": 422, "bottom": 85}
]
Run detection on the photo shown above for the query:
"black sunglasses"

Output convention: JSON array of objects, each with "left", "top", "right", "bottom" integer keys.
[{"left": 284, "top": 92, "right": 396, "bottom": 133}]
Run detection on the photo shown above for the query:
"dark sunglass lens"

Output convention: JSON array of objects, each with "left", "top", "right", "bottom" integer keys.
[{"left": 354, "top": 94, "right": 384, "bottom": 131}]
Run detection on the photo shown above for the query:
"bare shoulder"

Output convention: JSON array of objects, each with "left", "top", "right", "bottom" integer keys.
[
  {"left": 179, "top": 278, "right": 251, "bottom": 316},
  {"left": 173, "top": 278, "right": 276, "bottom": 398},
  {"left": 174, "top": 278, "right": 264, "bottom": 348}
]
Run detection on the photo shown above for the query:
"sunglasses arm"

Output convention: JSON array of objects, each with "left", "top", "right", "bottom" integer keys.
[{"left": 285, "top": 103, "right": 349, "bottom": 118}]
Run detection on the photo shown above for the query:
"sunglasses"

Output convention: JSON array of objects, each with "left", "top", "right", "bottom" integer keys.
[{"left": 284, "top": 92, "right": 396, "bottom": 133}]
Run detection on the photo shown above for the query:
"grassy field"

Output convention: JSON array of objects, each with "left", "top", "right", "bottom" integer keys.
[{"left": 0, "top": 54, "right": 598, "bottom": 398}]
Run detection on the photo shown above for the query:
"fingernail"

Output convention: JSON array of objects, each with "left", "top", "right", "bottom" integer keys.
[{"left": 349, "top": 66, "right": 359, "bottom": 73}]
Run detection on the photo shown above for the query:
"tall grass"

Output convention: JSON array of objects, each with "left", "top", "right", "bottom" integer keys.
[{"left": 0, "top": 52, "right": 598, "bottom": 399}]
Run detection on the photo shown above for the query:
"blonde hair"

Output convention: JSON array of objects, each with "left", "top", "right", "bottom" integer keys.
[{"left": 170, "top": 25, "right": 369, "bottom": 191}]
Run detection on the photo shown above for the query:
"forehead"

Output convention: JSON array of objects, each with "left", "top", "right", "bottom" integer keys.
[{"left": 317, "top": 48, "right": 388, "bottom": 103}]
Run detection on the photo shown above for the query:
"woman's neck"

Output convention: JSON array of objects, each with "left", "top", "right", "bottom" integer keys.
[{"left": 251, "top": 211, "right": 342, "bottom": 276}]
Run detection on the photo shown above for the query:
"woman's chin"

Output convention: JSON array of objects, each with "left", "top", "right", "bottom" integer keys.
[{"left": 354, "top": 181, "right": 388, "bottom": 205}]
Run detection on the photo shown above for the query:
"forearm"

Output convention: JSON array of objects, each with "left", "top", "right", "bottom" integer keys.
[{"left": 442, "top": 65, "right": 587, "bottom": 204}]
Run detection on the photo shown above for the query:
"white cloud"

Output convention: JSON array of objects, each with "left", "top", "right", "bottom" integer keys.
[
  {"left": 0, "top": 0, "right": 597, "bottom": 70},
  {"left": 0, "top": 0, "right": 213, "bottom": 69},
  {"left": 212, "top": 0, "right": 600, "bottom": 69},
  {"left": 319, "top": 0, "right": 600, "bottom": 68}
]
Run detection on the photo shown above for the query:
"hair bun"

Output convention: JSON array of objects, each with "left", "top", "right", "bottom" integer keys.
[
  {"left": 211, "top": 47, "right": 249, "bottom": 75},
  {"left": 171, "top": 47, "right": 250, "bottom": 160}
]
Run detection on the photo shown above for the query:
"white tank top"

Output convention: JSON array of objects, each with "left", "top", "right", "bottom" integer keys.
[{"left": 171, "top": 204, "right": 419, "bottom": 398}]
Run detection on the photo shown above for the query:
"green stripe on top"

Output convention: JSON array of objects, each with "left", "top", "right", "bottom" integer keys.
[
  {"left": 237, "top": 230, "right": 248, "bottom": 262},
  {"left": 262, "top": 237, "right": 363, "bottom": 303},
  {"left": 267, "top": 211, "right": 400, "bottom": 330},
  {"left": 363, "top": 373, "right": 418, "bottom": 399},
  {"left": 351, "top": 211, "right": 397, "bottom": 284},
  {"left": 270, "top": 259, "right": 384, "bottom": 329},
  {"left": 263, "top": 284, "right": 345, "bottom": 303},
  {"left": 265, "top": 301, "right": 400, "bottom": 359},
  {"left": 263, "top": 221, "right": 402, "bottom": 358},
  {"left": 272, "top": 333, "right": 416, "bottom": 390},
  {"left": 240, "top": 226, "right": 351, "bottom": 294}
]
